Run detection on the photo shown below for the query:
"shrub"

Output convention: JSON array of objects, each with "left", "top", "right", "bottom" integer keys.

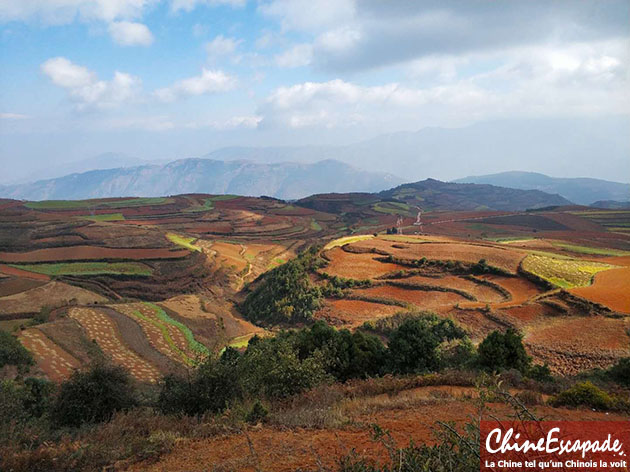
[
  {"left": 239, "top": 337, "right": 329, "bottom": 399},
  {"left": 158, "top": 354, "right": 241, "bottom": 416},
  {"left": 245, "top": 400, "right": 268, "bottom": 424},
  {"left": 550, "top": 381, "right": 613, "bottom": 410},
  {"left": 52, "top": 363, "right": 137, "bottom": 427},
  {"left": 387, "top": 315, "right": 466, "bottom": 374},
  {"left": 607, "top": 357, "right": 630, "bottom": 387},
  {"left": 0, "top": 330, "right": 34, "bottom": 371},
  {"left": 527, "top": 363, "right": 553, "bottom": 382},
  {"left": 478, "top": 329, "right": 531, "bottom": 374}
]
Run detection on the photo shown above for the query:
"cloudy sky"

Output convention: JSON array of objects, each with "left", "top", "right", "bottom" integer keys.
[{"left": 0, "top": 0, "right": 628, "bottom": 181}]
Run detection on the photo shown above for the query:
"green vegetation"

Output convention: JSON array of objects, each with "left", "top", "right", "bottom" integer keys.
[
  {"left": 551, "top": 241, "right": 630, "bottom": 257},
  {"left": 478, "top": 329, "right": 531, "bottom": 374},
  {"left": 310, "top": 218, "right": 322, "bottom": 231},
  {"left": 521, "top": 253, "right": 614, "bottom": 288},
  {"left": 208, "top": 194, "right": 239, "bottom": 201},
  {"left": 0, "top": 330, "right": 33, "bottom": 370},
  {"left": 372, "top": 201, "right": 411, "bottom": 215},
  {"left": 387, "top": 315, "right": 467, "bottom": 374},
  {"left": 146, "top": 303, "right": 209, "bottom": 356},
  {"left": 10, "top": 262, "right": 153, "bottom": 277},
  {"left": 606, "top": 357, "right": 630, "bottom": 387},
  {"left": 79, "top": 213, "right": 125, "bottom": 222},
  {"left": 25, "top": 197, "right": 171, "bottom": 210},
  {"left": 183, "top": 197, "right": 214, "bottom": 213},
  {"left": 52, "top": 363, "right": 137, "bottom": 427},
  {"left": 241, "top": 247, "right": 325, "bottom": 324},
  {"left": 165, "top": 232, "right": 201, "bottom": 252},
  {"left": 550, "top": 381, "right": 615, "bottom": 410}
]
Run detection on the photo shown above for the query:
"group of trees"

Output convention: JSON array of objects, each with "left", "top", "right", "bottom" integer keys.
[{"left": 241, "top": 247, "right": 326, "bottom": 324}]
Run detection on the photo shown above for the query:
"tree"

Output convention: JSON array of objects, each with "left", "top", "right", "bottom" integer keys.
[
  {"left": 52, "top": 363, "right": 137, "bottom": 427},
  {"left": 0, "top": 330, "right": 34, "bottom": 371},
  {"left": 477, "top": 329, "right": 531, "bottom": 373},
  {"left": 388, "top": 315, "right": 466, "bottom": 374}
]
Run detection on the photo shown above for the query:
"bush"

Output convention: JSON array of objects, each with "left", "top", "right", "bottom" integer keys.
[
  {"left": 0, "top": 330, "right": 34, "bottom": 371},
  {"left": 52, "top": 363, "right": 137, "bottom": 427},
  {"left": 478, "top": 329, "right": 531, "bottom": 373},
  {"left": 527, "top": 363, "right": 553, "bottom": 382},
  {"left": 245, "top": 400, "right": 268, "bottom": 424},
  {"left": 387, "top": 315, "right": 466, "bottom": 374},
  {"left": 550, "top": 381, "right": 613, "bottom": 410},
  {"left": 239, "top": 337, "right": 329, "bottom": 399},
  {"left": 292, "top": 321, "right": 387, "bottom": 381},
  {"left": 607, "top": 357, "right": 630, "bottom": 387},
  {"left": 158, "top": 354, "right": 241, "bottom": 416}
]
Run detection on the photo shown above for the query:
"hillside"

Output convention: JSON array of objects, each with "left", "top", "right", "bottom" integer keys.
[
  {"left": 0, "top": 159, "right": 402, "bottom": 201},
  {"left": 454, "top": 171, "right": 630, "bottom": 205}
]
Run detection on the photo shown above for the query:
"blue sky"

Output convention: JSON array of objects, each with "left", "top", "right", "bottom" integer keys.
[{"left": 0, "top": 0, "right": 628, "bottom": 182}]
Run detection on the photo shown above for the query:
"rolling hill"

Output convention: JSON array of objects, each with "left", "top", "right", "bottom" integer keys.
[{"left": 454, "top": 171, "right": 630, "bottom": 205}]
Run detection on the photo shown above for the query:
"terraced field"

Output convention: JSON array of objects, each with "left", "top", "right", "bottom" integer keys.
[
  {"left": 521, "top": 253, "right": 615, "bottom": 288},
  {"left": 18, "top": 328, "right": 80, "bottom": 382},
  {"left": 68, "top": 307, "right": 161, "bottom": 382},
  {"left": 8, "top": 262, "right": 153, "bottom": 277}
]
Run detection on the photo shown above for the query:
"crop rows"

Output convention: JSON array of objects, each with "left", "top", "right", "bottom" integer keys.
[
  {"left": 19, "top": 328, "right": 80, "bottom": 382},
  {"left": 521, "top": 254, "right": 614, "bottom": 289},
  {"left": 69, "top": 307, "right": 161, "bottom": 382}
]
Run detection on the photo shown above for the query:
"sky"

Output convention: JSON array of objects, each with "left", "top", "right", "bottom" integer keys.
[{"left": 0, "top": 0, "right": 629, "bottom": 182}]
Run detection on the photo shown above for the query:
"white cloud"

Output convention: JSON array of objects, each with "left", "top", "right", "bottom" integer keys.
[
  {"left": 41, "top": 57, "right": 142, "bottom": 109},
  {"left": 170, "top": 0, "right": 245, "bottom": 12},
  {"left": 41, "top": 57, "right": 95, "bottom": 88},
  {"left": 109, "top": 21, "right": 154, "bottom": 46},
  {"left": 155, "top": 68, "right": 236, "bottom": 102},
  {"left": 0, "top": 0, "right": 154, "bottom": 24},
  {"left": 258, "top": 0, "right": 355, "bottom": 32},
  {"left": 0, "top": 113, "right": 30, "bottom": 120},
  {"left": 275, "top": 43, "right": 312, "bottom": 68},
  {"left": 205, "top": 34, "right": 241, "bottom": 58}
]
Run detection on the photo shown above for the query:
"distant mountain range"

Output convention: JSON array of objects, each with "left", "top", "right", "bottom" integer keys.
[
  {"left": 453, "top": 171, "right": 630, "bottom": 205},
  {"left": 0, "top": 159, "right": 402, "bottom": 201},
  {"left": 206, "top": 116, "right": 629, "bottom": 185}
]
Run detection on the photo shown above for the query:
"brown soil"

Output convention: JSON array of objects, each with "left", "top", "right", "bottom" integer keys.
[
  {"left": 18, "top": 328, "right": 80, "bottom": 382},
  {"left": 0, "top": 277, "right": 47, "bottom": 297},
  {"left": 0, "top": 281, "right": 107, "bottom": 315},
  {"left": 355, "top": 285, "right": 465, "bottom": 312},
  {"left": 571, "top": 267, "right": 630, "bottom": 313},
  {"left": 322, "top": 247, "right": 403, "bottom": 279},
  {"left": 315, "top": 299, "right": 402, "bottom": 328},
  {"left": 0, "top": 246, "right": 190, "bottom": 263}
]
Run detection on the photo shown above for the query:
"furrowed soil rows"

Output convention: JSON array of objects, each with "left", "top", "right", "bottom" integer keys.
[
  {"left": 0, "top": 246, "right": 190, "bottom": 263},
  {"left": 19, "top": 328, "right": 80, "bottom": 382},
  {"left": 322, "top": 247, "right": 403, "bottom": 279},
  {"left": 349, "top": 238, "right": 526, "bottom": 273},
  {"left": 355, "top": 285, "right": 466, "bottom": 312},
  {"left": 68, "top": 307, "right": 160, "bottom": 382},
  {"left": 394, "top": 275, "right": 506, "bottom": 303},
  {"left": 478, "top": 275, "right": 542, "bottom": 305},
  {"left": 0, "top": 281, "right": 107, "bottom": 315},
  {"left": 571, "top": 266, "right": 630, "bottom": 313},
  {"left": 315, "top": 299, "right": 401, "bottom": 327}
]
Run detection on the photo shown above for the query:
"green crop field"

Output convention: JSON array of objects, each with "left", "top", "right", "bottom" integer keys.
[
  {"left": 324, "top": 234, "right": 374, "bottom": 250},
  {"left": 25, "top": 197, "right": 172, "bottom": 210},
  {"left": 551, "top": 241, "right": 630, "bottom": 257},
  {"left": 372, "top": 201, "right": 412, "bottom": 215},
  {"left": 147, "top": 303, "right": 209, "bottom": 356},
  {"left": 310, "top": 219, "right": 322, "bottom": 231},
  {"left": 166, "top": 233, "right": 201, "bottom": 252},
  {"left": 183, "top": 198, "right": 214, "bottom": 213},
  {"left": 10, "top": 262, "right": 153, "bottom": 277},
  {"left": 208, "top": 195, "right": 239, "bottom": 202},
  {"left": 521, "top": 254, "right": 615, "bottom": 289}
]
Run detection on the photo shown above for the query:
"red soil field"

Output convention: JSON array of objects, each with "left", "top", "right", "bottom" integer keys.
[
  {"left": 322, "top": 247, "right": 403, "bottom": 279},
  {"left": 0, "top": 264, "right": 50, "bottom": 281},
  {"left": 400, "top": 275, "right": 506, "bottom": 303},
  {"left": 356, "top": 285, "right": 465, "bottom": 312},
  {"left": 315, "top": 299, "right": 401, "bottom": 327},
  {"left": 478, "top": 274, "right": 542, "bottom": 305},
  {"left": 0, "top": 246, "right": 190, "bottom": 263},
  {"left": 0, "top": 281, "right": 107, "bottom": 315},
  {"left": 130, "top": 395, "right": 627, "bottom": 472},
  {"left": 571, "top": 266, "right": 630, "bottom": 313},
  {"left": 348, "top": 238, "right": 526, "bottom": 273},
  {"left": 19, "top": 328, "right": 80, "bottom": 382},
  {"left": 0, "top": 277, "right": 46, "bottom": 297}
]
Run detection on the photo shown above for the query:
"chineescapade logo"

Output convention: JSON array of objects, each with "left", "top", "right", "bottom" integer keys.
[{"left": 481, "top": 421, "right": 630, "bottom": 471}]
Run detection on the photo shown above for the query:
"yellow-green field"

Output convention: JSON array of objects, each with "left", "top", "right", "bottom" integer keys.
[
  {"left": 166, "top": 233, "right": 201, "bottom": 252},
  {"left": 10, "top": 262, "right": 153, "bottom": 277},
  {"left": 551, "top": 241, "right": 630, "bottom": 257},
  {"left": 521, "top": 254, "right": 615, "bottom": 289},
  {"left": 323, "top": 234, "right": 374, "bottom": 250}
]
